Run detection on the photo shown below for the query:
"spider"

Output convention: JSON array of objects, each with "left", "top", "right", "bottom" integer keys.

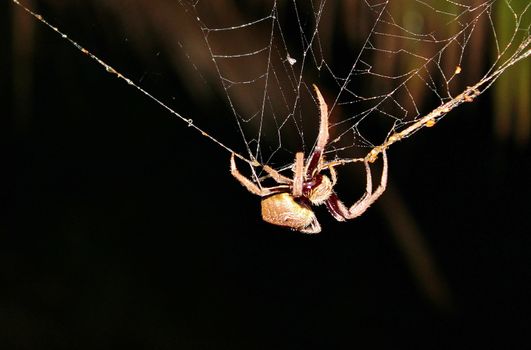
[{"left": 230, "top": 85, "right": 388, "bottom": 234}]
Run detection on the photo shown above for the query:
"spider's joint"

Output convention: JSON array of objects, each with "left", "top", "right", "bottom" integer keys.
[
  {"left": 366, "top": 146, "right": 387, "bottom": 163},
  {"left": 463, "top": 86, "right": 481, "bottom": 102}
]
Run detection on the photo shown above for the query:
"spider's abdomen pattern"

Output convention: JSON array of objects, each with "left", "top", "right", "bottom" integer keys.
[{"left": 261, "top": 193, "right": 316, "bottom": 231}]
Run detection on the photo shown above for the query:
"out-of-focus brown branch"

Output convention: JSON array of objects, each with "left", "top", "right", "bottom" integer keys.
[
  {"left": 379, "top": 182, "right": 454, "bottom": 312},
  {"left": 12, "top": 0, "right": 35, "bottom": 132}
]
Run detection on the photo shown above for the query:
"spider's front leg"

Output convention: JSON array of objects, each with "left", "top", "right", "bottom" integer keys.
[
  {"left": 305, "top": 84, "right": 330, "bottom": 178},
  {"left": 326, "top": 150, "right": 388, "bottom": 221}
]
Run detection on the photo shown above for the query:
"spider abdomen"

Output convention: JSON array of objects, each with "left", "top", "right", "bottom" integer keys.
[{"left": 261, "top": 193, "right": 317, "bottom": 232}]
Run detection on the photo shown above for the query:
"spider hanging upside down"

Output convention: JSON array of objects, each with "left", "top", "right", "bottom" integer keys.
[{"left": 230, "top": 85, "right": 388, "bottom": 234}]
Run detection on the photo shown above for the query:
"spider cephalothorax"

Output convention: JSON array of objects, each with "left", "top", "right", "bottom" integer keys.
[{"left": 230, "top": 85, "right": 388, "bottom": 234}]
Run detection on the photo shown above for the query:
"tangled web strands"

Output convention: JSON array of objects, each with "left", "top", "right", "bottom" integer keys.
[{"left": 13, "top": 0, "right": 531, "bottom": 170}]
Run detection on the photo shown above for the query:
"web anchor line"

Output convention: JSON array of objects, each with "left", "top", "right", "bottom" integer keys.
[{"left": 11, "top": 0, "right": 258, "bottom": 167}]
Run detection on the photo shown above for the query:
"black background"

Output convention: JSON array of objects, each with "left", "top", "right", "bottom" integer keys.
[{"left": 4, "top": 2, "right": 531, "bottom": 349}]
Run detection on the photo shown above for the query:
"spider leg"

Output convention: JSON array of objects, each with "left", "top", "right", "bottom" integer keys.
[
  {"left": 313, "top": 84, "right": 329, "bottom": 150},
  {"left": 324, "top": 193, "right": 347, "bottom": 222},
  {"left": 305, "top": 85, "right": 330, "bottom": 178},
  {"left": 230, "top": 153, "right": 286, "bottom": 197},
  {"left": 351, "top": 158, "right": 373, "bottom": 207},
  {"left": 329, "top": 166, "right": 338, "bottom": 186},
  {"left": 324, "top": 160, "right": 372, "bottom": 220},
  {"left": 328, "top": 150, "right": 388, "bottom": 220},
  {"left": 347, "top": 150, "right": 387, "bottom": 219},
  {"left": 262, "top": 164, "right": 292, "bottom": 184},
  {"left": 305, "top": 148, "right": 323, "bottom": 179},
  {"left": 292, "top": 152, "right": 305, "bottom": 197},
  {"left": 321, "top": 165, "right": 343, "bottom": 220}
]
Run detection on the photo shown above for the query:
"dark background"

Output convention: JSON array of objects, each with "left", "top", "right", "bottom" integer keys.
[{"left": 4, "top": 1, "right": 531, "bottom": 349}]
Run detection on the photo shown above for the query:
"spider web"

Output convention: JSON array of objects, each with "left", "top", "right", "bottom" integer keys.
[
  {"left": 11, "top": 0, "right": 531, "bottom": 173},
  {"left": 179, "top": 0, "right": 530, "bottom": 170}
]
